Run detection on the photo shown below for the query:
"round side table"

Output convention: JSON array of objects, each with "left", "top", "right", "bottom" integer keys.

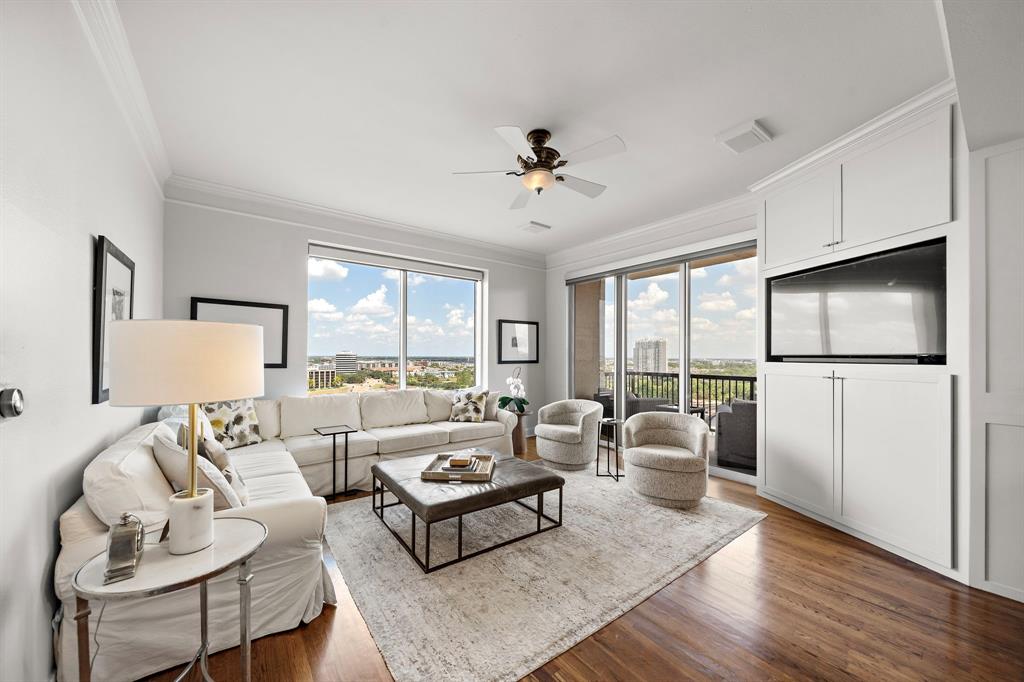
[{"left": 72, "top": 517, "right": 267, "bottom": 682}]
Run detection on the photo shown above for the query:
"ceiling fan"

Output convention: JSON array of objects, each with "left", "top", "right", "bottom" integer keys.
[{"left": 454, "top": 126, "right": 626, "bottom": 210}]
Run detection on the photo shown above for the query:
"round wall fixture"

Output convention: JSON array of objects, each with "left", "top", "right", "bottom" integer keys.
[{"left": 0, "top": 388, "right": 24, "bottom": 418}]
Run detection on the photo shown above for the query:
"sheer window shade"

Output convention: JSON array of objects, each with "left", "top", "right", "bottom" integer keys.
[{"left": 308, "top": 244, "right": 484, "bottom": 281}]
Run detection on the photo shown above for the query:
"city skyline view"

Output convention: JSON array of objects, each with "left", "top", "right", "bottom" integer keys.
[{"left": 615, "top": 255, "right": 757, "bottom": 362}]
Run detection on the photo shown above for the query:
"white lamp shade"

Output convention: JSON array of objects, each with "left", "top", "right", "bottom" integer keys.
[{"left": 109, "top": 320, "right": 264, "bottom": 406}]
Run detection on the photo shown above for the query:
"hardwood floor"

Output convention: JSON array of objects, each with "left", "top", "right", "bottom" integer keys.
[{"left": 147, "top": 439, "right": 1024, "bottom": 681}]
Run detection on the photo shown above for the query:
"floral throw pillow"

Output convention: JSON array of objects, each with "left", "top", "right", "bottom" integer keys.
[
  {"left": 203, "top": 399, "right": 262, "bottom": 449},
  {"left": 450, "top": 389, "right": 488, "bottom": 423}
]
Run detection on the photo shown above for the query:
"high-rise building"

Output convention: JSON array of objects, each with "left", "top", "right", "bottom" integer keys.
[
  {"left": 633, "top": 337, "right": 667, "bottom": 373},
  {"left": 334, "top": 351, "right": 358, "bottom": 373}
]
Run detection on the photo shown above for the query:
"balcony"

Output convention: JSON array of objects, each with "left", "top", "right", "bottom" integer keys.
[{"left": 600, "top": 370, "right": 757, "bottom": 424}]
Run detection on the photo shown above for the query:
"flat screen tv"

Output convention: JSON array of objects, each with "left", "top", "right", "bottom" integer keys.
[{"left": 768, "top": 239, "right": 946, "bottom": 364}]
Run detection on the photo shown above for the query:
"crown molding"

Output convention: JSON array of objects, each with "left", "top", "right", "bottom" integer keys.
[
  {"left": 164, "top": 175, "right": 548, "bottom": 270},
  {"left": 72, "top": 0, "right": 171, "bottom": 190},
  {"left": 748, "top": 78, "right": 958, "bottom": 193},
  {"left": 546, "top": 191, "right": 759, "bottom": 271}
]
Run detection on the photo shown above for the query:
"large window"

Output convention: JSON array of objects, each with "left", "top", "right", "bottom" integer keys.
[
  {"left": 307, "top": 249, "right": 481, "bottom": 394},
  {"left": 569, "top": 243, "right": 757, "bottom": 476}
]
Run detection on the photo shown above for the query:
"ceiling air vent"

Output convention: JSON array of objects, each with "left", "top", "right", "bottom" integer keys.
[
  {"left": 519, "top": 221, "right": 552, "bottom": 234},
  {"left": 715, "top": 119, "right": 773, "bottom": 154}
]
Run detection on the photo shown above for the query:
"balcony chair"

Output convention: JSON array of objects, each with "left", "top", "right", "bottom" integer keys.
[
  {"left": 623, "top": 412, "right": 709, "bottom": 509},
  {"left": 535, "top": 399, "right": 604, "bottom": 470}
]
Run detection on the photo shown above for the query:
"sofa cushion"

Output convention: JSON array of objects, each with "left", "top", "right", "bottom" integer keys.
[
  {"left": 535, "top": 423, "right": 582, "bottom": 444},
  {"left": 225, "top": 438, "right": 288, "bottom": 455},
  {"left": 244, "top": 472, "right": 312, "bottom": 502},
  {"left": 625, "top": 445, "right": 706, "bottom": 473},
  {"left": 152, "top": 433, "right": 242, "bottom": 510},
  {"left": 280, "top": 394, "right": 361, "bottom": 437},
  {"left": 253, "top": 399, "right": 281, "bottom": 438},
  {"left": 360, "top": 389, "right": 429, "bottom": 428},
  {"left": 83, "top": 422, "right": 178, "bottom": 526},
  {"left": 424, "top": 389, "right": 454, "bottom": 422},
  {"left": 283, "top": 431, "right": 379, "bottom": 467},
  {"left": 230, "top": 449, "right": 301, "bottom": 480},
  {"left": 430, "top": 420, "right": 504, "bottom": 443},
  {"left": 365, "top": 424, "right": 448, "bottom": 454}
]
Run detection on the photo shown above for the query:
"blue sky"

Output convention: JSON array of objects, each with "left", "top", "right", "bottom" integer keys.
[
  {"left": 612, "top": 256, "right": 757, "bottom": 360},
  {"left": 307, "top": 258, "right": 475, "bottom": 358}
]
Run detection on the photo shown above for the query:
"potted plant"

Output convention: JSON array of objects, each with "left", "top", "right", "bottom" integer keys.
[{"left": 497, "top": 367, "right": 529, "bottom": 413}]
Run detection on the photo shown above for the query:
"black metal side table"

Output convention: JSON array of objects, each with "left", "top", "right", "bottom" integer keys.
[
  {"left": 314, "top": 424, "right": 358, "bottom": 498},
  {"left": 596, "top": 417, "right": 624, "bottom": 482}
]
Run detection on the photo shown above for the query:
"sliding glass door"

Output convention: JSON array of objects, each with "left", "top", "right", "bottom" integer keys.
[
  {"left": 624, "top": 265, "right": 681, "bottom": 418},
  {"left": 571, "top": 276, "right": 616, "bottom": 418},
  {"left": 569, "top": 243, "right": 758, "bottom": 477}
]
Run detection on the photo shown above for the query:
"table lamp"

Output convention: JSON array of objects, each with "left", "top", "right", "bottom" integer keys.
[{"left": 109, "top": 320, "right": 264, "bottom": 554}]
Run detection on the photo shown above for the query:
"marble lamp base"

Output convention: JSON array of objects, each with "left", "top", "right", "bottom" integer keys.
[{"left": 168, "top": 488, "right": 214, "bottom": 554}]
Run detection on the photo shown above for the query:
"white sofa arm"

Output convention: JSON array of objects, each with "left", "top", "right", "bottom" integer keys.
[
  {"left": 495, "top": 408, "right": 518, "bottom": 436},
  {"left": 215, "top": 495, "right": 327, "bottom": 554}
]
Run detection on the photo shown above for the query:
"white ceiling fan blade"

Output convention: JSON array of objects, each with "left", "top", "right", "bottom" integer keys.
[
  {"left": 495, "top": 126, "right": 536, "bottom": 161},
  {"left": 452, "top": 170, "right": 516, "bottom": 175},
  {"left": 510, "top": 186, "right": 532, "bottom": 210},
  {"left": 557, "top": 174, "right": 607, "bottom": 198},
  {"left": 565, "top": 135, "right": 626, "bottom": 166}
]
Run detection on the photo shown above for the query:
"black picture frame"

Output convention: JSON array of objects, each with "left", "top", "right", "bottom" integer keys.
[
  {"left": 497, "top": 319, "right": 540, "bottom": 364},
  {"left": 92, "top": 236, "right": 135, "bottom": 404},
  {"left": 190, "top": 297, "right": 289, "bottom": 368}
]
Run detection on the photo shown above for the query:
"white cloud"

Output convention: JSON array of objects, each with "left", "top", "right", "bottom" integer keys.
[
  {"left": 308, "top": 259, "right": 349, "bottom": 280},
  {"left": 736, "top": 308, "right": 756, "bottom": 320},
  {"left": 651, "top": 308, "right": 678, "bottom": 323},
  {"left": 631, "top": 282, "right": 669, "bottom": 310},
  {"left": 698, "top": 291, "right": 737, "bottom": 311},
  {"left": 744, "top": 286, "right": 757, "bottom": 298},
  {"left": 690, "top": 268, "right": 707, "bottom": 279},
  {"left": 350, "top": 285, "right": 394, "bottom": 317},
  {"left": 716, "top": 274, "right": 734, "bottom": 287},
  {"left": 307, "top": 298, "right": 336, "bottom": 313},
  {"left": 690, "top": 316, "right": 719, "bottom": 332},
  {"left": 382, "top": 269, "right": 402, "bottom": 282},
  {"left": 735, "top": 258, "right": 757, "bottom": 277}
]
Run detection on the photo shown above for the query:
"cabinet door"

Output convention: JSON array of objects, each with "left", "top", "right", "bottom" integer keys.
[
  {"left": 763, "top": 367, "right": 835, "bottom": 516},
  {"left": 763, "top": 167, "right": 839, "bottom": 270},
  {"left": 837, "top": 369, "right": 952, "bottom": 567},
  {"left": 840, "top": 106, "right": 952, "bottom": 249}
]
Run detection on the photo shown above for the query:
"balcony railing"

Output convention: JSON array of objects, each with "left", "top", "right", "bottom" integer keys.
[{"left": 599, "top": 370, "right": 756, "bottom": 423}]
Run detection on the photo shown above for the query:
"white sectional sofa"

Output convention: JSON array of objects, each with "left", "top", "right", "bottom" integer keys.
[
  {"left": 53, "top": 388, "right": 513, "bottom": 681},
  {"left": 263, "top": 388, "right": 515, "bottom": 496},
  {"left": 54, "top": 421, "right": 335, "bottom": 682}
]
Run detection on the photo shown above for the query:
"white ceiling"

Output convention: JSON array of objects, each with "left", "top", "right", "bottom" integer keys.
[{"left": 118, "top": 0, "right": 949, "bottom": 254}]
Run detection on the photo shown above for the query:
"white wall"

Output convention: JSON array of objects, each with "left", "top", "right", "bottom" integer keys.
[
  {"left": 161, "top": 183, "right": 548, "bottom": 430},
  {"left": 0, "top": 3, "right": 165, "bottom": 680}
]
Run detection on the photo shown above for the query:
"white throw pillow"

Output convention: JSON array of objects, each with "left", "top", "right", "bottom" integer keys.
[
  {"left": 152, "top": 434, "right": 241, "bottom": 510},
  {"left": 360, "top": 389, "right": 429, "bottom": 428},
  {"left": 158, "top": 404, "right": 216, "bottom": 441},
  {"left": 253, "top": 399, "right": 281, "bottom": 438},
  {"left": 450, "top": 389, "right": 488, "bottom": 423},
  {"left": 424, "top": 389, "right": 454, "bottom": 422}
]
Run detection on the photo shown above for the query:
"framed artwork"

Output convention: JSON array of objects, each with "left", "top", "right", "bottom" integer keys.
[
  {"left": 92, "top": 236, "right": 135, "bottom": 404},
  {"left": 190, "top": 297, "right": 288, "bottom": 368},
  {"left": 498, "top": 319, "right": 539, "bottom": 364}
]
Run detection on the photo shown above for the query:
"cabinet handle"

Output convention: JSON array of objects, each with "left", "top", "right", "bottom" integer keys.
[
  {"left": 822, "top": 376, "right": 834, "bottom": 380},
  {"left": 822, "top": 242, "right": 834, "bottom": 248}
]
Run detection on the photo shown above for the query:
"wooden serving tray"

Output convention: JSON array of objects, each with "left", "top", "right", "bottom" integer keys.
[{"left": 421, "top": 452, "right": 496, "bottom": 482}]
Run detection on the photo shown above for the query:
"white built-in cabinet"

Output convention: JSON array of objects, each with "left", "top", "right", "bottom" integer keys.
[
  {"left": 762, "top": 364, "right": 952, "bottom": 568},
  {"left": 762, "top": 105, "right": 952, "bottom": 270}
]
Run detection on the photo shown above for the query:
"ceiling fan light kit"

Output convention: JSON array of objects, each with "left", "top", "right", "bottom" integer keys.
[{"left": 455, "top": 125, "right": 626, "bottom": 210}]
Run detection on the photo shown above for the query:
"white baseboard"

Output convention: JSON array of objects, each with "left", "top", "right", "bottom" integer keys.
[{"left": 709, "top": 465, "right": 756, "bottom": 485}]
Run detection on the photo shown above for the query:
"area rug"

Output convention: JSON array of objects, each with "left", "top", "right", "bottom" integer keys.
[{"left": 324, "top": 467, "right": 764, "bottom": 682}]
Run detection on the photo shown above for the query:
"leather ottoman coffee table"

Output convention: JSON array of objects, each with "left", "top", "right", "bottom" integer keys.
[{"left": 371, "top": 452, "right": 564, "bottom": 573}]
